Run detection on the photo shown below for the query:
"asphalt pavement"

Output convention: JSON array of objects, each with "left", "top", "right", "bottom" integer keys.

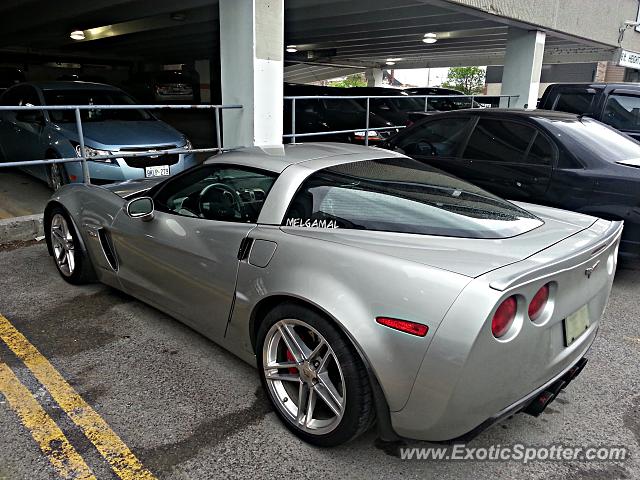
[{"left": 0, "top": 244, "right": 638, "bottom": 479}]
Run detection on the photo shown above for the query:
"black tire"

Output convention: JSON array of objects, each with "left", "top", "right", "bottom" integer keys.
[
  {"left": 257, "top": 302, "right": 375, "bottom": 447},
  {"left": 47, "top": 152, "right": 68, "bottom": 191},
  {"left": 46, "top": 206, "right": 96, "bottom": 285}
]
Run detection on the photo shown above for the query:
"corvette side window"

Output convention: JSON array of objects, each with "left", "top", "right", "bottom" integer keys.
[{"left": 153, "top": 165, "right": 277, "bottom": 223}]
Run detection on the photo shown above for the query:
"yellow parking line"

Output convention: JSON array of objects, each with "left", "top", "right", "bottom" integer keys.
[
  {"left": 0, "top": 362, "right": 96, "bottom": 479},
  {"left": 0, "top": 314, "right": 156, "bottom": 480}
]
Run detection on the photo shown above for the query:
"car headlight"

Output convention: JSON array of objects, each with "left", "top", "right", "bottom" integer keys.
[
  {"left": 354, "top": 130, "right": 380, "bottom": 138},
  {"left": 75, "top": 145, "right": 114, "bottom": 163}
]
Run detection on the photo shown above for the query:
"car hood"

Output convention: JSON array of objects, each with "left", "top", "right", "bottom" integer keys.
[
  {"left": 55, "top": 120, "right": 186, "bottom": 150},
  {"left": 280, "top": 202, "right": 598, "bottom": 278}
]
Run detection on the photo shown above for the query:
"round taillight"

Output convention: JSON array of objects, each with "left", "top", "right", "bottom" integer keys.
[
  {"left": 528, "top": 284, "right": 550, "bottom": 321},
  {"left": 492, "top": 296, "right": 517, "bottom": 338}
]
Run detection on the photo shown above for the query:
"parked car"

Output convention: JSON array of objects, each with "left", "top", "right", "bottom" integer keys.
[
  {"left": 403, "top": 86, "right": 479, "bottom": 110},
  {"left": 125, "top": 70, "right": 199, "bottom": 104},
  {"left": 284, "top": 83, "right": 397, "bottom": 143},
  {"left": 44, "top": 143, "right": 621, "bottom": 446},
  {"left": 0, "top": 81, "right": 196, "bottom": 189},
  {"left": 539, "top": 83, "right": 640, "bottom": 141},
  {"left": 382, "top": 109, "right": 640, "bottom": 256},
  {"left": 336, "top": 86, "right": 428, "bottom": 126}
]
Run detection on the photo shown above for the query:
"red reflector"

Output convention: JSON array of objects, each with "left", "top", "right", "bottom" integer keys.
[
  {"left": 491, "top": 296, "right": 517, "bottom": 338},
  {"left": 376, "top": 317, "right": 428, "bottom": 337},
  {"left": 528, "top": 284, "right": 550, "bottom": 321}
]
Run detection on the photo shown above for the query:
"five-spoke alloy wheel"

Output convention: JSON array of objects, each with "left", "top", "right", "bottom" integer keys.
[
  {"left": 51, "top": 213, "right": 75, "bottom": 277},
  {"left": 258, "top": 303, "right": 374, "bottom": 446},
  {"left": 47, "top": 206, "right": 96, "bottom": 285},
  {"left": 263, "top": 319, "right": 346, "bottom": 435}
]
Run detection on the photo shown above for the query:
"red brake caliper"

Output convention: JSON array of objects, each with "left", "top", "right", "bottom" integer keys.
[{"left": 286, "top": 349, "right": 297, "bottom": 374}]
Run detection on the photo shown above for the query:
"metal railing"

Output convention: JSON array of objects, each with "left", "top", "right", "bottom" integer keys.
[
  {"left": 0, "top": 103, "right": 242, "bottom": 183},
  {"left": 284, "top": 94, "right": 519, "bottom": 145}
]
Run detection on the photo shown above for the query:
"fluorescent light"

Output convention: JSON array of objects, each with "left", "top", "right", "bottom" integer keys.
[
  {"left": 70, "top": 30, "right": 85, "bottom": 41},
  {"left": 386, "top": 61, "right": 396, "bottom": 65},
  {"left": 423, "top": 32, "right": 437, "bottom": 44},
  {"left": 386, "top": 57, "right": 403, "bottom": 62},
  {"left": 286, "top": 45, "right": 298, "bottom": 53}
]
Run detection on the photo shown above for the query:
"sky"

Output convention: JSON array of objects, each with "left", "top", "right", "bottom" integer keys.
[{"left": 391, "top": 67, "right": 450, "bottom": 87}]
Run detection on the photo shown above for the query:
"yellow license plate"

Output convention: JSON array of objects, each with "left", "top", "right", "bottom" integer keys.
[{"left": 564, "top": 305, "right": 590, "bottom": 347}]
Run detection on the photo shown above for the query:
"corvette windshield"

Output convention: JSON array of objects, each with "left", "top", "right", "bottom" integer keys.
[
  {"left": 43, "top": 89, "right": 153, "bottom": 123},
  {"left": 283, "top": 158, "right": 543, "bottom": 239}
]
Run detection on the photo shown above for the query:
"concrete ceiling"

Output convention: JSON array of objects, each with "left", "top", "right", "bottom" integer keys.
[{"left": 0, "top": 0, "right": 617, "bottom": 79}]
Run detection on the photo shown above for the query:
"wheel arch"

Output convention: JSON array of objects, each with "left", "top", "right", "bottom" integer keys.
[
  {"left": 249, "top": 293, "right": 400, "bottom": 441},
  {"left": 44, "top": 201, "right": 88, "bottom": 257}
]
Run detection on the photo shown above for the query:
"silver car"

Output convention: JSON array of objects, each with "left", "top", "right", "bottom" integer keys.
[{"left": 44, "top": 143, "right": 622, "bottom": 446}]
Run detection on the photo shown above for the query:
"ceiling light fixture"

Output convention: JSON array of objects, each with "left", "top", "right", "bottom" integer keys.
[
  {"left": 70, "top": 30, "right": 85, "bottom": 41},
  {"left": 386, "top": 61, "right": 396, "bottom": 66},
  {"left": 423, "top": 32, "right": 437, "bottom": 44},
  {"left": 286, "top": 45, "right": 298, "bottom": 53}
]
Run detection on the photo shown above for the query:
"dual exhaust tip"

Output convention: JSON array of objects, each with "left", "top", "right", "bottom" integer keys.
[{"left": 523, "top": 357, "right": 588, "bottom": 417}]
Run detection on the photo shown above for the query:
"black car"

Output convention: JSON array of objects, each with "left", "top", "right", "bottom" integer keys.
[
  {"left": 284, "top": 83, "right": 396, "bottom": 143},
  {"left": 539, "top": 83, "right": 640, "bottom": 141},
  {"left": 403, "top": 87, "right": 483, "bottom": 110},
  {"left": 336, "top": 86, "right": 427, "bottom": 126},
  {"left": 383, "top": 109, "right": 640, "bottom": 256}
]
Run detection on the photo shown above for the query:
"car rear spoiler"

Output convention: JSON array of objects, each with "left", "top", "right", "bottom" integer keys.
[{"left": 489, "top": 220, "right": 624, "bottom": 291}]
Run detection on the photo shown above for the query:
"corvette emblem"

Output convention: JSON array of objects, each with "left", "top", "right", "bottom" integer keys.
[{"left": 585, "top": 260, "right": 600, "bottom": 279}]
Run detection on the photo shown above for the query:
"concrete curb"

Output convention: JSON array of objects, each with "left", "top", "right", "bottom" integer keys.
[{"left": 0, "top": 214, "right": 44, "bottom": 244}]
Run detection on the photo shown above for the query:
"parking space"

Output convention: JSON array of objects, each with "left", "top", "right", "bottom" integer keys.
[
  {"left": 0, "top": 170, "right": 50, "bottom": 219},
  {"left": 0, "top": 243, "right": 638, "bottom": 479}
]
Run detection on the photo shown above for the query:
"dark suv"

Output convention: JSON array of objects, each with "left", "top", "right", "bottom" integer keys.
[{"left": 539, "top": 83, "right": 640, "bottom": 141}]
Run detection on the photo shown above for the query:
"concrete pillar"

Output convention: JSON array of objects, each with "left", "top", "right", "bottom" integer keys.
[
  {"left": 500, "top": 29, "right": 545, "bottom": 109},
  {"left": 365, "top": 68, "right": 384, "bottom": 87},
  {"left": 219, "top": 0, "right": 284, "bottom": 147},
  {"left": 194, "top": 59, "right": 211, "bottom": 104}
]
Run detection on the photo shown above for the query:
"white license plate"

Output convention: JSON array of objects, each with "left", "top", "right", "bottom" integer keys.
[
  {"left": 145, "top": 165, "right": 169, "bottom": 178},
  {"left": 563, "top": 305, "right": 590, "bottom": 347}
]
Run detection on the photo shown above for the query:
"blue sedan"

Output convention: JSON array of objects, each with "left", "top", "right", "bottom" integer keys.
[{"left": 0, "top": 81, "right": 197, "bottom": 189}]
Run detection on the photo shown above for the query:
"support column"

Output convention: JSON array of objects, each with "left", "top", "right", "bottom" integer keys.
[
  {"left": 365, "top": 68, "right": 384, "bottom": 87},
  {"left": 219, "top": 0, "right": 284, "bottom": 147},
  {"left": 500, "top": 29, "right": 545, "bottom": 109}
]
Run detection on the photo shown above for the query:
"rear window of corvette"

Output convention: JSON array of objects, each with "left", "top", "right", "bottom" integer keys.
[{"left": 283, "top": 157, "right": 543, "bottom": 239}]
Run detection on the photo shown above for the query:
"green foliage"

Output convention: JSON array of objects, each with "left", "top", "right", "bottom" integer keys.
[
  {"left": 440, "top": 67, "right": 486, "bottom": 95},
  {"left": 328, "top": 74, "right": 367, "bottom": 88}
]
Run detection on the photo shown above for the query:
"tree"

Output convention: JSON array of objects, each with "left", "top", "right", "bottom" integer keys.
[
  {"left": 440, "top": 67, "right": 486, "bottom": 95},
  {"left": 328, "top": 73, "right": 367, "bottom": 88}
]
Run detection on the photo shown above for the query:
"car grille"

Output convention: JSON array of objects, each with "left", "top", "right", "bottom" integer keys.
[{"left": 118, "top": 146, "right": 180, "bottom": 169}]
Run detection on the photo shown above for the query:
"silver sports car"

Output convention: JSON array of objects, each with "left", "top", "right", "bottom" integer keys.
[{"left": 44, "top": 143, "right": 622, "bottom": 447}]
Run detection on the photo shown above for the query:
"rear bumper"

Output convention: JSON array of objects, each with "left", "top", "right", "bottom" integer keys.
[{"left": 444, "top": 355, "right": 590, "bottom": 444}]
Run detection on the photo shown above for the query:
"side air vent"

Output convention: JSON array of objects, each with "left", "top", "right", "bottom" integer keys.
[{"left": 98, "top": 229, "right": 119, "bottom": 271}]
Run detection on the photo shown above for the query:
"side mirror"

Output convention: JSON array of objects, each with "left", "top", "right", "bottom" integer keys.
[
  {"left": 126, "top": 197, "right": 154, "bottom": 221},
  {"left": 16, "top": 111, "right": 44, "bottom": 125}
]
